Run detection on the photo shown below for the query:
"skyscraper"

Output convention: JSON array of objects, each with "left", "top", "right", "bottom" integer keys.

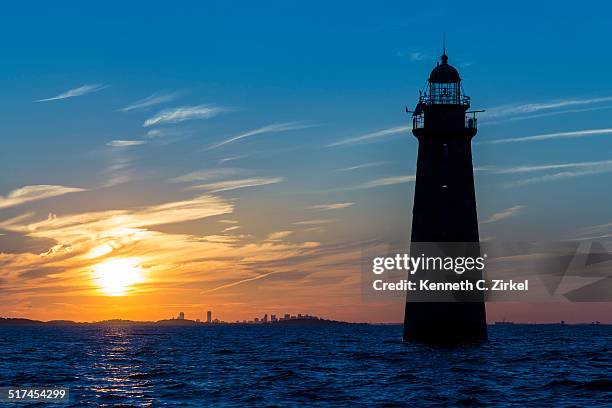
[
  {"left": 403, "top": 51, "right": 487, "bottom": 343},
  {"left": 206, "top": 310, "right": 212, "bottom": 323}
]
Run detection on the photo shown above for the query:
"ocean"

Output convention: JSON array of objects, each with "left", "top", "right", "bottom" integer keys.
[{"left": 0, "top": 324, "right": 609, "bottom": 407}]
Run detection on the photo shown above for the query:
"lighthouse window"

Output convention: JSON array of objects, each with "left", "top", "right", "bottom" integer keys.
[{"left": 429, "top": 82, "right": 460, "bottom": 104}]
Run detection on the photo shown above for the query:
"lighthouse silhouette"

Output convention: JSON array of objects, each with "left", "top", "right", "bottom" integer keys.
[{"left": 403, "top": 49, "right": 487, "bottom": 343}]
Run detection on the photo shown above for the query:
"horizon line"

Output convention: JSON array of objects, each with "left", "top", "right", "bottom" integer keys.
[{"left": 0, "top": 316, "right": 607, "bottom": 326}]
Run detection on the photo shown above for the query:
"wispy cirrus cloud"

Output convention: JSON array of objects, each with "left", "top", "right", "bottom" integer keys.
[
  {"left": 303, "top": 227, "right": 325, "bottom": 233},
  {"left": 293, "top": 219, "right": 337, "bottom": 226},
  {"left": 144, "top": 105, "right": 226, "bottom": 127},
  {"left": 483, "top": 96, "right": 612, "bottom": 119},
  {"left": 200, "top": 271, "right": 291, "bottom": 293},
  {"left": 219, "top": 155, "right": 248, "bottom": 164},
  {"left": 145, "top": 128, "right": 191, "bottom": 139},
  {"left": 0, "top": 185, "right": 85, "bottom": 209},
  {"left": 481, "top": 205, "right": 525, "bottom": 224},
  {"left": 355, "top": 175, "right": 415, "bottom": 189},
  {"left": 222, "top": 225, "right": 240, "bottom": 233},
  {"left": 478, "top": 159, "right": 612, "bottom": 188},
  {"left": 288, "top": 174, "right": 416, "bottom": 195},
  {"left": 481, "top": 105, "right": 612, "bottom": 126},
  {"left": 208, "top": 122, "right": 316, "bottom": 150},
  {"left": 306, "top": 203, "right": 354, "bottom": 211},
  {"left": 503, "top": 164, "right": 612, "bottom": 188},
  {"left": 172, "top": 168, "right": 242, "bottom": 183},
  {"left": 106, "top": 140, "right": 147, "bottom": 147},
  {"left": 486, "top": 159, "right": 612, "bottom": 175},
  {"left": 481, "top": 128, "right": 612, "bottom": 144},
  {"left": 267, "top": 231, "right": 293, "bottom": 240},
  {"left": 189, "top": 177, "right": 285, "bottom": 193},
  {"left": 218, "top": 219, "right": 238, "bottom": 224},
  {"left": 396, "top": 51, "right": 427, "bottom": 61},
  {"left": 34, "top": 84, "right": 108, "bottom": 102},
  {"left": 120, "top": 92, "right": 179, "bottom": 112},
  {"left": 336, "top": 162, "right": 389, "bottom": 172},
  {"left": 327, "top": 126, "right": 410, "bottom": 147},
  {"left": 0, "top": 212, "right": 36, "bottom": 228},
  {"left": 2, "top": 195, "right": 234, "bottom": 239}
]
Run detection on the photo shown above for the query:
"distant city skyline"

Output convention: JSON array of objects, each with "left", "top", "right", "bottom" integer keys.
[
  {"left": 0, "top": 1, "right": 610, "bottom": 323},
  {"left": 167, "top": 310, "right": 327, "bottom": 324}
]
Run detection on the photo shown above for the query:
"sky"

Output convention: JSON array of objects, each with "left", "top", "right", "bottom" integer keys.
[{"left": 0, "top": 1, "right": 611, "bottom": 323}]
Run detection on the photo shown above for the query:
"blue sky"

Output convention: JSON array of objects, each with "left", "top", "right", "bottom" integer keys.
[{"left": 0, "top": 1, "right": 611, "bottom": 322}]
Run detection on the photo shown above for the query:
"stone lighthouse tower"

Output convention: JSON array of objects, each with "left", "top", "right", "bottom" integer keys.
[{"left": 403, "top": 51, "right": 487, "bottom": 343}]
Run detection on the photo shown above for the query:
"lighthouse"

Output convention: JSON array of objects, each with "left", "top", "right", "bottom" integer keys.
[{"left": 403, "top": 51, "right": 487, "bottom": 343}]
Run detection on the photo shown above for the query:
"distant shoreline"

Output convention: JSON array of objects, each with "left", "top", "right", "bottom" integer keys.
[
  {"left": 0, "top": 317, "right": 608, "bottom": 327},
  {"left": 0, "top": 317, "right": 367, "bottom": 327}
]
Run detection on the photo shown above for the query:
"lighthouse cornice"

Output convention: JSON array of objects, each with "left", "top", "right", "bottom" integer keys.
[{"left": 412, "top": 127, "right": 477, "bottom": 140}]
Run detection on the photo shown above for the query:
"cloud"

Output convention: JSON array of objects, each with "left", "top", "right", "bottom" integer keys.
[
  {"left": 106, "top": 140, "right": 147, "bottom": 147},
  {"left": 189, "top": 177, "right": 285, "bottom": 193},
  {"left": 208, "top": 122, "right": 316, "bottom": 150},
  {"left": 481, "top": 128, "right": 612, "bottom": 144},
  {"left": 487, "top": 159, "right": 612, "bottom": 175},
  {"left": 219, "top": 155, "right": 248, "bottom": 164},
  {"left": 0, "top": 185, "right": 85, "bottom": 209},
  {"left": 267, "top": 231, "right": 293, "bottom": 240},
  {"left": 146, "top": 129, "right": 166, "bottom": 138},
  {"left": 0, "top": 212, "right": 36, "bottom": 229},
  {"left": 286, "top": 174, "right": 416, "bottom": 195},
  {"left": 120, "top": 92, "right": 179, "bottom": 112},
  {"left": 396, "top": 51, "right": 427, "bottom": 61},
  {"left": 481, "top": 205, "right": 525, "bottom": 224},
  {"left": 293, "top": 219, "right": 336, "bottom": 226},
  {"left": 481, "top": 105, "right": 612, "bottom": 126},
  {"left": 218, "top": 219, "right": 238, "bottom": 224},
  {"left": 336, "top": 162, "right": 389, "bottom": 172},
  {"left": 355, "top": 175, "right": 415, "bottom": 189},
  {"left": 144, "top": 105, "right": 226, "bottom": 127},
  {"left": 483, "top": 96, "right": 612, "bottom": 119},
  {"left": 34, "top": 84, "right": 108, "bottom": 102},
  {"left": 306, "top": 203, "right": 354, "bottom": 211},
  {"left": 303, "top": 227, "right": 325, "bottom": 233},
  {"left": 145, "top": 128, "right": 191, "bottom": 139},
  {"left": 478, "top": 159, "right": 612, "bottom": 188},
  {"left": 222, "top": 226, "right": 240, "bottom": 233},
  {"left": 503, "top": 164, "right": 612, "bottom": 188},
  {"left": 172, "top": 168, "right": 242, "bottom": 183},
  {"left": 201, "top": 271, "right": 286, "bottom": 293},
  {"left": 2, "top": 195, "right": 234, "bottom": 239},
  {"left": 327, "top": 126, "right": 410, "bottom": 147}
]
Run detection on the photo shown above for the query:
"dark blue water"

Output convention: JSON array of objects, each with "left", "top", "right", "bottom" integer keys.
[{"left": 0, "top": 324, "right": 610, "bottom": 407}]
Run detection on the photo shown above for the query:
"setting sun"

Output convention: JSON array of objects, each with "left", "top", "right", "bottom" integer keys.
[{"left": 92, "top": 258, "right": 145, "bottom": 296}]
